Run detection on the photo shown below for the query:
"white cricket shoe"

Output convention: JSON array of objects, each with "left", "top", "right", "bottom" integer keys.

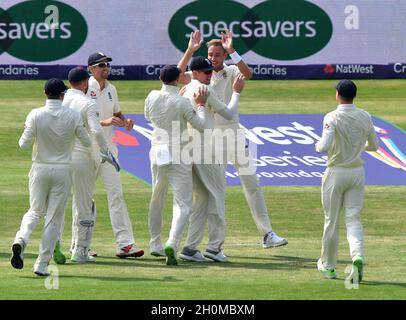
[
  {"left": 203, "top": 250, "right": 229, "bottom": 263},
  {"left": 116, "top": 244, "right": 144, "bottom": 259},
  {"left": 179, "top": 249, "right": 208, "bottom": 262},
  {"left": 71, "top": 247, "right": 96, "bottom": 263},
  {"left": 317, "top": 258, "right": 337, "bottom": 279},
  {"left": 34, "top": 262, "right": 50, "bottom": 277},
  {"left": 263, "top": 231, "right": 288, "bottom": 249}
]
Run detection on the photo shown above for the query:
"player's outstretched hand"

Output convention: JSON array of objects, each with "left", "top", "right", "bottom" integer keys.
[
  {"left": 221, "top": 29, "right": 235, "bottom": 54},
  {"left": 188, "top": 30, "right": 202, "bottom": 53},
  {"left": 232, "top": 74, "right": 245, "bottom": 93},
  {"left": 193, "top": 85, "right": 209, "bottom": 106}
]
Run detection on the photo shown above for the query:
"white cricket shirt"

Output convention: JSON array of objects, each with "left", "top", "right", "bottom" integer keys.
[
  {"left": 88, "top": 76, "right": 120, "bottom": 148},
  {"left": 19, "top": 99, "right": 90, "bottom": 164},
  {"left": 316, "top": 104, "right": 379, "bottom": 167},
  {"left": 63, "top": 88, "right": 108, "bottom": 153},
  {"left": 145, "top": 84, "right": 206, "bottom": 148},
  {"left": 211, "top": 64, "right": 241, "bottom": 126}
]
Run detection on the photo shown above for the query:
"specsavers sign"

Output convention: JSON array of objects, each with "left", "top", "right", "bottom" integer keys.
[{"left": 169, "top": 0, "right": 333, "bottom": 60}]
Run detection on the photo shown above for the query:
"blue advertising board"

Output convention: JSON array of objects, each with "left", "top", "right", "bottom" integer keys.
[{"left": 114, "top": 114, "right": 406, "bottom": 186}]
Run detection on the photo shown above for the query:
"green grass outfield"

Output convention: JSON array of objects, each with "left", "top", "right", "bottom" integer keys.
[{"left": 0, "top": 80, "right": 405, "bottom": 300}]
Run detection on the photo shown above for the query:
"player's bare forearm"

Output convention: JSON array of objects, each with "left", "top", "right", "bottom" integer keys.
[
  {"left": 178, "top": 31, "right": 201, "bottom": 84},
  {"left": 237, "top": 60, "right": 253, "bottom": 80},
  {"left": 177, "top": 50, "right": 193, "bottom": 85}
]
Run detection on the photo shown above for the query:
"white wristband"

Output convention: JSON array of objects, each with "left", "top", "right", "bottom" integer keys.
[{"left": 229, "top": 51, "right": 242, "bottom": 64}]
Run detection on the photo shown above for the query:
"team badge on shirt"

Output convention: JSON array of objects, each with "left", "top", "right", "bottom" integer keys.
[
  {"left": 108, "top": 92, "right": 113, "bottom": 101},
  {"left": 90, "top": 91, "right": 97, "bottom": 98},
  {"left": 222, "top": 71, "right": 227, "bottom": 79},
  {"left": 324, "top": 123, "right": 330, "bottom": 129}
]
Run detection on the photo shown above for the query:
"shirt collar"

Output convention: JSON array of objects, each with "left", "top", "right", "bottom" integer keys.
[
  {"left": 45, "top": 99, "right": 63, "bottom": 108},
  {"left": 213, "top": 62, "right": 228, "bottom": 75},
  {"left": 89, "top": 76, "right": 109, "bottom": 91},
  {"left": 161, "top": 84, "right": 179, "bottom": 94},
  {"left": 337, "top": 104, "right": 355, "bottom": 111},
  {"left": 191, "top": 79, "right": 203, "bottom": 86},
  {"left": 67, "top": 88, "right": 85, "bottom": 96}
]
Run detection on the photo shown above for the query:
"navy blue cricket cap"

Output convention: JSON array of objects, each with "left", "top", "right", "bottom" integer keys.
[
  {"left": 44, "top": 78, "right": 68, "bottom": 96},
  {"left": 335, "top": 79, "right": 357, "bottom": 99},
  {"left": 160, "top": 65, "right": 180, "bottom": 83},
  {"left": 88, "top": 52, "right": 112, "bottom": 66},
  {"left": 189, "top": 56, "right": 213, "bottom": 71},
  {"left": 68, "top": 67, "right": 90, "bottom": 83}
]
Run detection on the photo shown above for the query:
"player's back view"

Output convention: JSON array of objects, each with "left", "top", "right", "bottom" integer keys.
[{"left": 316, "top": 79, "right": 379, "bottom": 283}]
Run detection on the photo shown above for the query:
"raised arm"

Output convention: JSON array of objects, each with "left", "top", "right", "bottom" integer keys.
[
  {"left": 221, "top": 29, "right": 252, "bottom": 80},
  {"left": 177, "top": 31, "right": 202, "bottom": 85}
]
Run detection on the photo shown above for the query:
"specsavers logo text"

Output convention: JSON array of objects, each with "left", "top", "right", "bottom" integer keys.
[
  {"left": 0, "top": 1, "right": 87, "bottom": 62},
  {"left": 169, "top": 0, "right": 333, "bottom": 61}
]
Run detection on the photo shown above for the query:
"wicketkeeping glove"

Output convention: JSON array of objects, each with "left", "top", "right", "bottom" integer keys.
[{"left": 100, "top": 149, "right": 120, "bottom": 172}]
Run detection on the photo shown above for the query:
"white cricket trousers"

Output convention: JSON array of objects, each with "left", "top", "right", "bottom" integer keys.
[
  {"left": 321, "top": 166, "right": 365, "bottom": 268},
  {"left": 225, "top": 157, "right": 272, "bottom": 236},
  {"left": 15, "top": 163, "right": 72, "bottom": 265},
  {"left": 217, "top": 125, "right": 272, "bottom": 236},
  {"left": 93, "top": 146, "right": 135, "bottom": 250},
  {"left": 183, "top": 163, "right": 226, "bottom": 253},
  {"left": 148, "top": 161, "right": 193, "bottom": 252},
  {"left": 70, "top": 151, "right": 98, "bottom": 251}
]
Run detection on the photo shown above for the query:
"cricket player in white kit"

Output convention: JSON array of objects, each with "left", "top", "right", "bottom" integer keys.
[
  {"left": 87, "top": 52, "right": 144, "bottom": 258},
  {"left": 178, "top": 56, "right": 245, "bottom": 263},
  {"left": 178, "top": 30, "right": 288, "bottom": 249},
  {"left": 315, "top": 80, "right": 379, "bottom": 283},
  {"left": 11, "top": 79, "right": 91, "bottom": 276},
  {"left": 145, "top": 65, "right": 209, "bottom": 265},
  {"left": 61, "top": 67, "right": 119, "bottom": 263}
]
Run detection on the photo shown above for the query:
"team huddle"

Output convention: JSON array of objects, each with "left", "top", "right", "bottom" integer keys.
[{"left": 10, "top": 30, "right": 378, "bottom": 284}]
